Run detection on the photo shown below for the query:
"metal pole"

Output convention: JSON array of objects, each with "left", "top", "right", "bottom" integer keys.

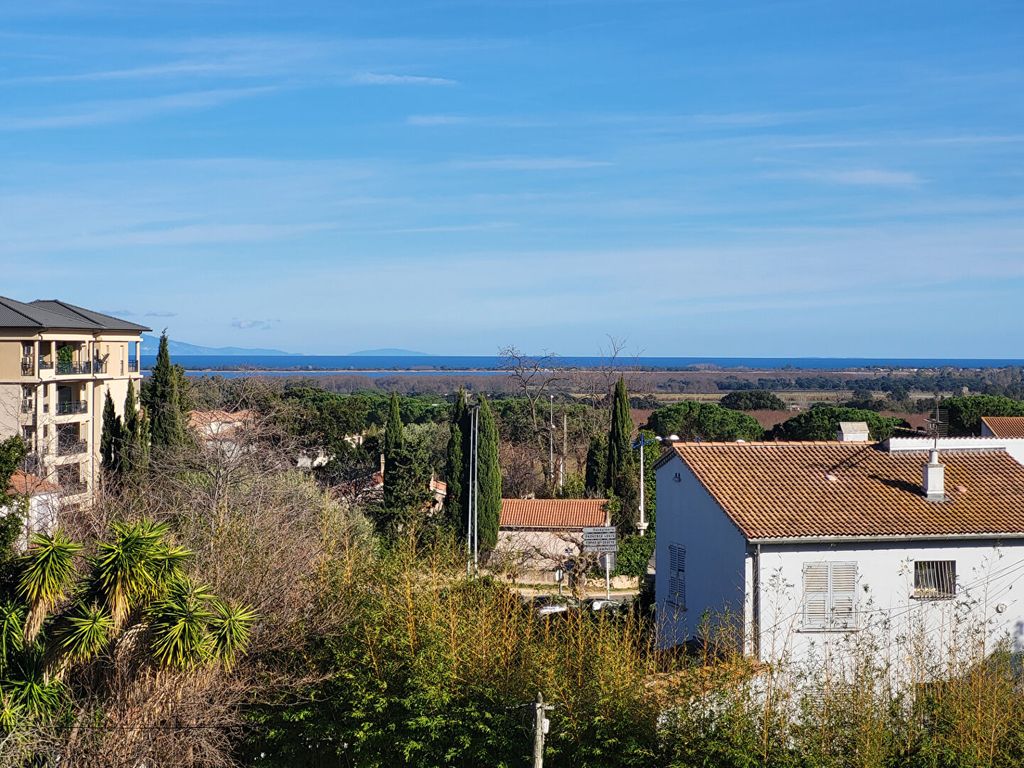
[
  {"left": 533, "top": 692, "right": 546, "bottom": 768},
  {"left": 637, "top": 438, "right": 646, "bottom": 536},
  {"left": 548, "top": 395, "right": 554, "bottom": 491},
  {"left": 472, "top": 405, "right": 480, "bottom": 573},
  {"left": 466, "top": 407, "right": 473, "bottom": 577},
  {"left": 560, "top": 411, "right": 567, "bottom": 491},
  {"left": 604, "top": 554, "right": 611, "bottom": 599}
]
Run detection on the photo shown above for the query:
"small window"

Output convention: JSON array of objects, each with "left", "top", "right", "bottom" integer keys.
[
  {"left": 802, "top": 561, "right": 858, "bottom": 631},
  {"left": 913, "top": 561, "right": 956, "bottom": 599},
  {"left": 668, "top": 544, "right": 686, "bottom": 610}
]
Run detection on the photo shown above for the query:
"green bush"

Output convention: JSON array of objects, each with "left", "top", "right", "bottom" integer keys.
[
  {"left": 720, "top": 390, "right": 787, "bottom": 411},
  {"left": 944, "top": 394, "right": 1024, "bottom": 435},
  {"left": 771, "top": 406, "right": 907, "bottom": 441}
]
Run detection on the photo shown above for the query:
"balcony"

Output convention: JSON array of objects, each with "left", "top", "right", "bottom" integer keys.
[
  {"left": 58, "top": 438, "right": 87, "bottom": 457},
  {"left": 20, "top": 400, "right": 34, "bottom": 414},
  {"left": 39, "top": 360, "right": 53, "bottom": 371},
  {"left": 20, "top": 357, "right": 35, "bottom": 376},
  {"left": 127, "top": 360, "right": 139, "bottom": 373},
  {"left": 56, "top": 361, "right": 92, "bottom": 376},
  {"left": 21, "top": 454, "right": 42, "bottom": 475},
  {"left": 55, "top": 400, "right": 88, "bottom": 416}
]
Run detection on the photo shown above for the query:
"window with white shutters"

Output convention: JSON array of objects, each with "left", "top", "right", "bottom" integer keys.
[
  {"left": 802, "top": 561, "right": 858, "bottom": 631},
  {"left": 668, "top": 544, "right": 686, "bottom": 610}
]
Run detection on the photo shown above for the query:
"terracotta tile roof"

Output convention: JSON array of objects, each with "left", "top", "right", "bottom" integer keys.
[
  {"left": 982, "top": 417, "right": 1024, "bottom": 439},
  {"left": 8, "top": 471, "right": 58, "bottom": 497},
  {"left": 668, "top": 442, "right": 1024, "bottom": 540},
  {"left": 500, "top": 498, "right": 608, "bottom": 530}
]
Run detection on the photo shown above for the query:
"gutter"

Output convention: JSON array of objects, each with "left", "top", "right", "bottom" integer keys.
[{"left": 749, "top": 532, "right": 1024, "bottom": 545}]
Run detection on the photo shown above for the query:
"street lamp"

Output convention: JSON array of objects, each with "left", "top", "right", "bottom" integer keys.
[{"left": 633, "top": 434, "right": 660, "bottom": 536}]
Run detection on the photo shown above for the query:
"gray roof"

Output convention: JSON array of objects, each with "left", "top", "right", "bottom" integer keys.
[{"left": 0, "top": 297, "right": 150, "bottom": 333}]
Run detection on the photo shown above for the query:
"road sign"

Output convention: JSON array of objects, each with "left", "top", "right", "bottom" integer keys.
[{"left": 583, "top": 526, "right": 617, "bottom": 553}]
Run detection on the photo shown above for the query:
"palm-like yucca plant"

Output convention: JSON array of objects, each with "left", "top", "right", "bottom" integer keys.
[
  {"left": 148, "top": 577, "right": 216, "bottom": 669},
  {"left": 0, "top": 691, "right": 23, "bottom": 732},
  {"left": 7, "top": 648, "right": 67, "bottom": 718},
  {"left": 91, "top": 520, "right": 187, "bottom": 630},
  {"left": 208, "top": 601, "right": 257, "bottom": 671},
  {"left": 0, "top": 601, "right": 25, "bottom": 672},
  {"left": 18, "top": 531, "right": 82, "bottom": 644},
  {"left": 56, "top": 603, "right": 114, "bottom": 663}
]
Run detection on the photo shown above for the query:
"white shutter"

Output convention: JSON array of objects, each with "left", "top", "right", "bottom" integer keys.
[
  {"left": 802, "top": 563, "right": 829, "bottom": 629},
  {"left": 829, "top": 562, "right": 857, "bottom": 629}
]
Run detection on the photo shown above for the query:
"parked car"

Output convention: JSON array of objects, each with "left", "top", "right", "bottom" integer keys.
[{"left": 531, "top": 595, "right": 579, "bottom": 617}]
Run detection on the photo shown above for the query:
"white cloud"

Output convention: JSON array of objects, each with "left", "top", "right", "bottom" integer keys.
[
  {"left": 451, "top": 156, "right": 611, "bottom": 171},
  {"left": 350, "top": 72, "right": 457, "bottom": 86},
  {"left": 785, "top": 168, "right": 923, "bottom": 187},
  {"left": 0, "top": 87, "right": 274, "bottom": 130}
]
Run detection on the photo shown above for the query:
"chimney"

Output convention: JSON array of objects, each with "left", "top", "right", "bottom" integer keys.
[
  {"left": 836, "top": 421, "right": 870, "bottom": 442},
  {"left": 922, "top": 449, "right": 945, "bottom": 501}
]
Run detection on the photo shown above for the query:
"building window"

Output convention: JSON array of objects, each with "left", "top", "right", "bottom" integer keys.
[
  {"left": 913, "top": 560, "right": 956, "bottom": 599},
  {"left": 802, "top": 561, "right": 858, "bottom": 631},
  {"left": 668, "top": 544, "right": 686, "bottom": 610}
]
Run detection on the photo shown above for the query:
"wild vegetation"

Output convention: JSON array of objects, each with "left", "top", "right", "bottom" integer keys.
[{"left": 4, "top": 339, "right": 1024, "bottom": 764}]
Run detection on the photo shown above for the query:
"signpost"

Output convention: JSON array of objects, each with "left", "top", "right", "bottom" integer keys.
[{"left": 583, "top": 526, "right": 617, "bottom": 599}]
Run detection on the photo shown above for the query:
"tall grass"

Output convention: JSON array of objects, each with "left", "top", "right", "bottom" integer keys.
[{"left": 247, "top": 536, "right": 1024, "bottom": 768}]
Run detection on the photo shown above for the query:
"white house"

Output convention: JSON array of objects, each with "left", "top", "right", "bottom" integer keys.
[
  {"left": 887, "top": 434, "right": 1024, "bottom": 466},
  {"left": 655, "top": 441, "right": 1024, "bottom": 670}
]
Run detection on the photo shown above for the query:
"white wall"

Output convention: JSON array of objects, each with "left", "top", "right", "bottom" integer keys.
[
  {"left": 886, "top": 437, "right": 1024, "bottom": 466},
  {"left": 655, "top": 454, "right": 747, "bottom": 649},
  {"left": 753, "top": 539, "right": 1024, "bottom": 672}
]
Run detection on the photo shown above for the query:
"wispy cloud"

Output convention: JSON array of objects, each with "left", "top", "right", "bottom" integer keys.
[
  {"left": 783, "top": 168, "right": 924, "bottom": 187},
  {"left": 0, "top": 87, "right": 273, "bottom": 130},
  {"left": 145, "top": 310, "right": 178, "bottom": 318},
  {"left": 231, "top": 318, "right": 280, "bottom": 330},
  {"left": 350, "top": 72, "right": 457, "bottom": 86},
  {"left": 452, "top": 156, "right": 611, "bottom": 171}
]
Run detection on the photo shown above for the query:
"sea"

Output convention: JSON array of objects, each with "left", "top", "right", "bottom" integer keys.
[{"left": 141, "top": 355, "right": 1024, "bottom": 378}]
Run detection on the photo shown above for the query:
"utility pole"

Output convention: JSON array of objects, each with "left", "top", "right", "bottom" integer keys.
[
  {"left": 560, "top": 411, "right": 567, "bottom": 491},
  {"left": 533, "top": 691, "right": 552, "bottom": 768},
  {"left": 548, "top": 394, "right": 555, "bottom": 491}
]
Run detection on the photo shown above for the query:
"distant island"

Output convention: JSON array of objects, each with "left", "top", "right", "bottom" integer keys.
[
  {"left": 140, "top": 333, "right": 297, "bottom": 357},
  {"left": 347, "top": 348, "right": 428, "bottom": 357}
]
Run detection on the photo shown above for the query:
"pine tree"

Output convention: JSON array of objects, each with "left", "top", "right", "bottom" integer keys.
[
  {"left": 476, "top": 396, "right": 502, "bottom": 551},
  {"left": 384, "top": 392, "right": 404, "bottom": 459},
  {"left": 147, "top": 332, "right": 186, "bottom": 450},
  {"left": 100, "top": 391, "right": 122, "bottom": 476},
  {"left": 584, "top": 434, "right": 607, "bottom": 495},
  {"left": 445, "top": 389, "right": 468, "bottom": 531}
]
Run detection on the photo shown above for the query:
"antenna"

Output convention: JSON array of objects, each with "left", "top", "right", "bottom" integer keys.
[{"left": 925, "top": 394, "right": 948, "bottom": 451}]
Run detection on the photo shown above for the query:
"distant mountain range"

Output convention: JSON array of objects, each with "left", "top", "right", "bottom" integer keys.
[
  {"left": 140, "top": 335, "right": 428, "bottom": 357},
  {"left": 140, "top": 334, "right": 297, "bottom": 357}
]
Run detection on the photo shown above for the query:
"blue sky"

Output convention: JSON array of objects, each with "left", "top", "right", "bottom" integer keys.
[{"left": 2, "top": 1, "right": 1022, "bottom": 357}]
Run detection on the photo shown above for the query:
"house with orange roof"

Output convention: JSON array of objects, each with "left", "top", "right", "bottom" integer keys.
[
  {"left": 492, "top": 498, "right": 609, "bottom": 581},
  {"left": 655, "top": 439, "right": 1024, "bottom": 669},
  {"left": 981, "top": 416, "right": 1024, "bottom": 439},
  {"left": 3, "top": 470, "right": 59, "bottom": 549}
]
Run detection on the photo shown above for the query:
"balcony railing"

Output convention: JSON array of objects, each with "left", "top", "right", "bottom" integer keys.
[
  {"left": 20, "top": 400, "right": 34, "bottom": 414},
  {"left": 55, "top": 400, "right": 88, "bottom": 415},
  {"left": 21, "top": 454, "right": 42, "bottom": 475},
  {"left": 127, "top": 360, "right": 140, "bottom": 372},
  {"left": 39, "top": 360, "right": 53, "bottom": 370},
  {"left": 57, "top": 439, "right": 87, "bottom": 457},
  {"left": 56, "top": 362, "right": 91, "bottom": 376},
  {"left": 92, "top": 360, "right": 108, "bottom": 374},
  {"left": 20, "top": 358, "right": 35, "bottom": 376}
]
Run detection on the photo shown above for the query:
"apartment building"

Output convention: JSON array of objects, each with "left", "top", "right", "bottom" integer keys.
[{"left": 0, "top": 297, "right": 149, "bottom": 505}]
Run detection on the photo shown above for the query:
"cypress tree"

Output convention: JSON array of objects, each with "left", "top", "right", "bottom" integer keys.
[
  {"left": 383, "top": 393, "right": 407, "bottom": 514},
  {"left": 120, "top": 379, "right": 147, "bottom": 475},
  {"left": 100, "top": 391, "right": 122, "bottom": 476},
  {"left": 606, "top": 376, "right": 633, "bottom": 495},
  {"left": 584, "top": 434, "right": 607, "bottom": 495},
  {"left": 147, "top": 332, "right": 185, "bottom": 449},
  {"left": 476, "top": 396, "right": 502, "bottom": 551},
  {"left": 445, "top": 389, "right": 468, "bottom": 531}
]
